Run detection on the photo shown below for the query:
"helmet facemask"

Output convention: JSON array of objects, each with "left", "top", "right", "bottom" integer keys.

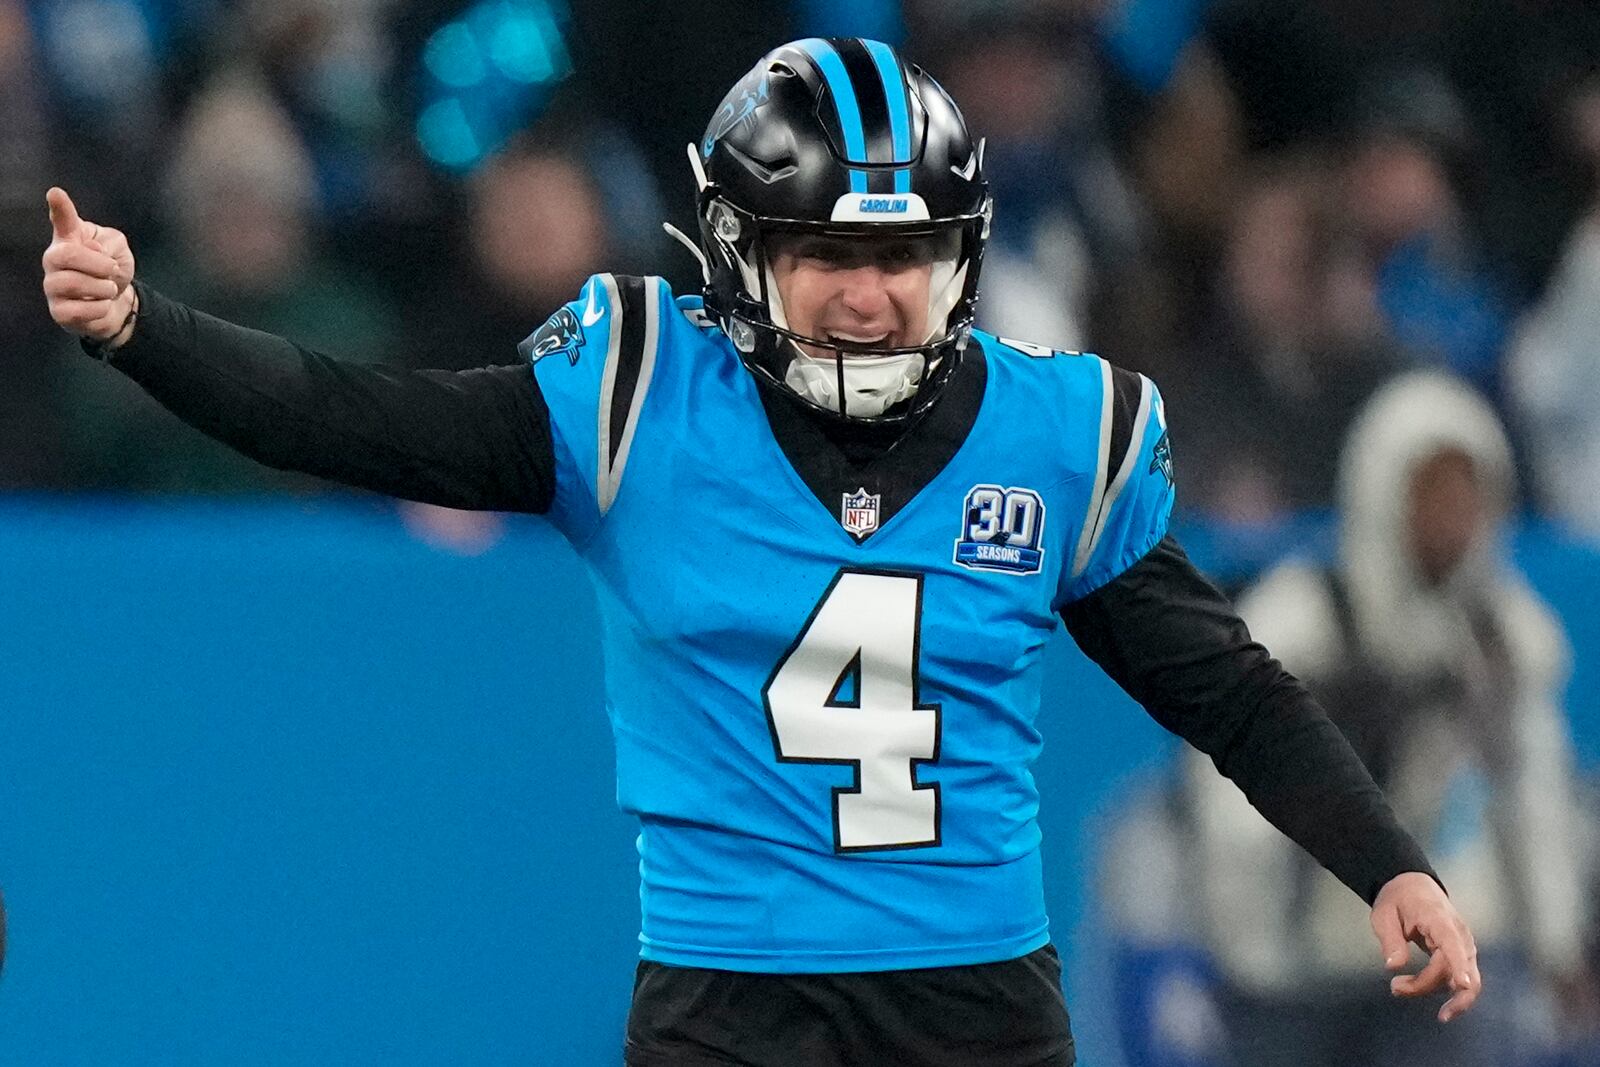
[{"left": 697, "top": 186, "right": 989, "bottom": 422}]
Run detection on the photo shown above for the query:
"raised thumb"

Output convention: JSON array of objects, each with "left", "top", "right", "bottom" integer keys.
[{"left": 47, "top": 187, "right": 83, "bottom": 241}]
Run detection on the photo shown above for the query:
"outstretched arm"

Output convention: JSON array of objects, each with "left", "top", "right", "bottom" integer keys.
[
  {"left": 41, "top": 188, "right": 555, "bottom": 512},
  {"left": 1062, "top": 535, "right": 1480, "bottom": 1021}
]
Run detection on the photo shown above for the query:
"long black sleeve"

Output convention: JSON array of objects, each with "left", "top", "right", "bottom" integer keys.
[
  {"left": 1061, "top": 534, "right": 1439, "bottom": 905},
  {"left": 96, "top": 283, "right": 557, "bottom": 512}
]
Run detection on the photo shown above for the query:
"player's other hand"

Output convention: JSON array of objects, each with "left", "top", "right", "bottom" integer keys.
[
  {"left": 1371, "top": 871, "right": 1481, "bottom": 1023},
  {"left": 42, "top": 187, "right": 138, "bottom": 346}
]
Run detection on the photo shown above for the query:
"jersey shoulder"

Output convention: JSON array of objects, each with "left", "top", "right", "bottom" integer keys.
[
  {"left": 519, "top": 273, "right": 684, "bottom": 535},
  {"left": 971, "top": 330, "right": 1178, "bottom": 603},
  {"left": 518, "top": 273, "right": 712, "bottom": 367},
  {"left": 974, "top": 330, "right": 1086, "bottom": 362},
  {"left": 973, "top": 330, "right": 1165, "bottom": 476},
  {"left": 973, "top": 329, "right": 1126, "bottom": 405}
]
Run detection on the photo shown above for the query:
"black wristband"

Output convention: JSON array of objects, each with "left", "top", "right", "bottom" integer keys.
[{"left": 83, "top": 293, "right": 139, "bottom": 362}]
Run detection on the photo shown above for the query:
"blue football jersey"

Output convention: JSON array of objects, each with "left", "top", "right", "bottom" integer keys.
[{"left": 521, "top": 274, "right": 1175, "bottom": 972}]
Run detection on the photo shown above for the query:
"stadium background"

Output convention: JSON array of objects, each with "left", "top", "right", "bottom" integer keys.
[{"left": 2, "top": 0, "right": 1599, "bottom": 1063}]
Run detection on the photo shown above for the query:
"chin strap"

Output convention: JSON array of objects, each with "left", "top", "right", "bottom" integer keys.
[
  {"left": 686, "top": 141, "right": 709, "bottom": 191},
  {"left": 783, "top": 349, "right": 927, "bottom": 418}
]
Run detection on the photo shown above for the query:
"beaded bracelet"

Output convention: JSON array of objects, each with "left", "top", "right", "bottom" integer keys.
[{"left": 85, "top": 293, "right": 139, "bottom": 362}]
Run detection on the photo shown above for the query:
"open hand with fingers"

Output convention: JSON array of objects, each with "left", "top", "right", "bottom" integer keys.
[
  {"left": 1371, "top": 871, "right": 1482, "bottom": 1023},
  {"left": 41, "top": 187, "right": 139, "bottom": 348}
]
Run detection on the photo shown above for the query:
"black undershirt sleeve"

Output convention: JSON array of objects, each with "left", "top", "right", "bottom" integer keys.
[
  {"left": 97, "top": 284, "right": 556, "bottom": 512},
  {"left": 1061, "top": 533, "right": 1440, "bottom": 905}
]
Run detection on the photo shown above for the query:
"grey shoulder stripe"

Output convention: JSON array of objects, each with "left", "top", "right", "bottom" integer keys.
[
  {"left": 1073, "top": 372, "right": 1154, "bottom": 578},
  {"left": 594, "top": 272, "right": 624, "bottom": 509},
  {"left": 597, "top": 275, "right": 661, "bottom": 516},
  {"left": 1071, "top": 359, "right": 1115, "bottom": 578}
]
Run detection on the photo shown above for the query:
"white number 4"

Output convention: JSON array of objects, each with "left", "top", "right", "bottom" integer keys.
[{"left": 763, "top": 570, "right": 941, "bottom": 852}]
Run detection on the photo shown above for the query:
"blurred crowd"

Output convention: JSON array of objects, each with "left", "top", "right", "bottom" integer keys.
[
  {"left": 1102, "top": 371, "right": 1600, "bottom": 1067},
  {"left": 5, "top": 0, "right": 1600, "bottom": 1061},
  {"left": 0, "top": 0, "right": 1597, "bottom": 534}
]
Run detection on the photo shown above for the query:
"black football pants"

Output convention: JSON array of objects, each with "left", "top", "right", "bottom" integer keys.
[{"left": 623, "top": 943, "right": 1075, "bottom": 1066}]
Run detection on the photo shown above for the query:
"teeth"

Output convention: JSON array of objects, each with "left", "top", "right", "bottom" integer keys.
[{"left": 828, "top": 332, "right": 889, "bottom": 345}]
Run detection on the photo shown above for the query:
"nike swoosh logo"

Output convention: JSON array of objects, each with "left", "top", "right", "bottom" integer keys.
[{"left": 581, "top": 283, "right": 604, "bottom": 327}]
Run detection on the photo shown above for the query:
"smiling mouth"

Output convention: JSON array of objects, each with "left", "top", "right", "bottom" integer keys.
[{"left": 824, "top": 331, "right": 893, "bottom": 348}]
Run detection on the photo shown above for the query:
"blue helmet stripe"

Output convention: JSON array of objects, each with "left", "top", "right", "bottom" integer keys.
[
  {"left": 797, "top": 38, "right": 868, "bottom": 194},
  {"left": 862, "top": 39, "right": 911, "bottom": 193}
]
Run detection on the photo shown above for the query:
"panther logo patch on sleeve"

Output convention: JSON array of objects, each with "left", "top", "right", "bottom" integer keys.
[
  {"left": 1149, "top": 430, "right": 1173, "bottom": 485},
  {"left": 519, "top": 306, "right": 586, "bottom": 366}
]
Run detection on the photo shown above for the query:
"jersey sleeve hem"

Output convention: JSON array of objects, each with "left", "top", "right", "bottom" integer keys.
[{"left": 1058, "top": 512, "right": 1172, "bottom": 603}]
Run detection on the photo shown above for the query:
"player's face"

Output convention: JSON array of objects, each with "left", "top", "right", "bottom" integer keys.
[{"left": 768, "top": 233, "right": 936, "bottom": 356}]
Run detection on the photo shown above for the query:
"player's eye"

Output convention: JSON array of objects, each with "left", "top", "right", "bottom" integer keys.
[
  {"left": 875, "top": 243, "right": 920, "bottom": 269},
  {"left": 811, "top": 245, "right": 854, "bottom": 266},
  {"left": 777, "top": 235, "right": 941, "bottom": 271},
  {"left": 786, "top": 239, "right": 854, "bottom": 266}
]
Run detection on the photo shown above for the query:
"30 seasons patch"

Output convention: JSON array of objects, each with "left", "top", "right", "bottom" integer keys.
[{"left": 953, "top": 484, "right": 1046, "bottom": 575}]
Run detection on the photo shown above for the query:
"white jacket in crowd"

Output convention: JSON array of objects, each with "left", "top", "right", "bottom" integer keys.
[{"left": 1186, "top": 372, "right": 1590, "bottom": 994}]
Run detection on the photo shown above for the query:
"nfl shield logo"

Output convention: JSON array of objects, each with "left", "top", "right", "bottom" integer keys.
[{"left": 841, "top": 487, "right": 880, "bottom": 538}]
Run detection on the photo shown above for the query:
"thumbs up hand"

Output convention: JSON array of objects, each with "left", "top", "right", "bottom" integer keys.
[{"left": 42, "top": 187, "right": 139, "bottom": 347}]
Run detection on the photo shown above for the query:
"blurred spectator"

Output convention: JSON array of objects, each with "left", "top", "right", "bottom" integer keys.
[
  {"left": 562, "top": 0, "right": 792, "bottom": 248},
  {"left": 417, "top": 140, "right": 604, "bottom": 370},
  {"left": 1138, "top": 156, "right": 1399, "bottom": 522},
  {"left": 1084, "top": 29, "right": 1249, "bottom": 367},
  {"left": 930, "top": 9, "right": 1143, "bottom": 351},
  {"left": 0, "top": 0, "right": 51, "bottom": 236},
  {"left": 404, "top": 113, "right": 663, "bottom": 372},
  {"left": 0, "top": 0, "right": 72, "bottom": 487},
  {"left": 1338, "top": 68, "right": 1515, "bottom": 397},
  {"left": 1202, "top": 0, "right": 1358, "bottom": 153},
  {"left": 1509, "top": 75, "right": 1600, "bottom": 540},
  {"left": 1092, "top": 776, "right": 1230, "bottom": 1067},
  {"left": 59, "top": 73, "right": 396, "bottom": 493},
  {"left": 1125, "top": 42, "right": 1242, "bottom": 251},
  {"left": 469, "top": 145, "right": 607, "bottom": 315},
  {"left": 244, "top": 0, "right": 395, "bottom": 222},
  {"left": 1185, "top": 372, "right": 1595, "bottom": 1065},
  {"left": 26, "top": 0, "right": 174, "bottom": 227},
  {"left": 1205, "top": 1, "right": 1600, "bottom": 297}
]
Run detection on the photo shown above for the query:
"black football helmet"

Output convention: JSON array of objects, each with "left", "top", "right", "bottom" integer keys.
[{"left": 688, "top": 38, "right": 991, "bottom": 422}]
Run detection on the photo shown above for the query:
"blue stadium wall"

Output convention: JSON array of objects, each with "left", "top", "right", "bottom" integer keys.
[{"left": 2, "top": 500, "right": 1596, "bottom": 1064}]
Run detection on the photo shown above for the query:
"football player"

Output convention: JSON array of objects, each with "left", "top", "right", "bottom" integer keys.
[{"left": 42, "top": 38, "right": 1479, "bottom": 1065}]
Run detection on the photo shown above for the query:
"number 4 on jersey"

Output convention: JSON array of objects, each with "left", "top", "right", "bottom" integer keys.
[{"left": 763, "top": 569, "right": 942, "bottom": 852}]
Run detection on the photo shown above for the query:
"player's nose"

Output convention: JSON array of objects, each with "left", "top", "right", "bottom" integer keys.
[{"left": 836, "top": 266, "right": 893, "bottom": 318}]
